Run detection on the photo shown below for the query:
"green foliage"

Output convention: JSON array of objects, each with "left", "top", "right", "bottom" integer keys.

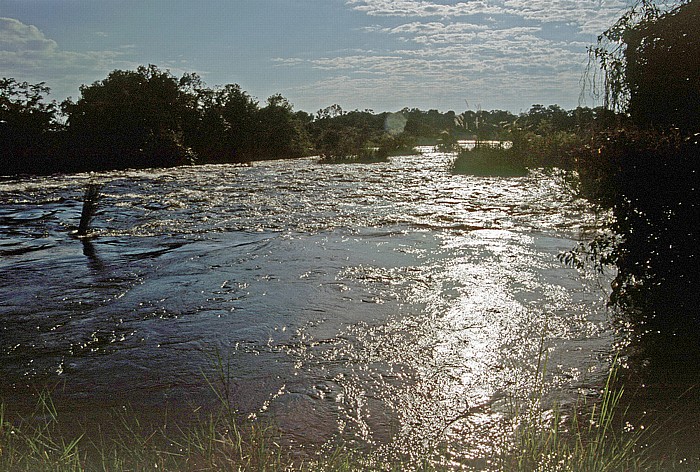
[
  {"left": 573, "top": 128, "right": 699, "bottom": 325},
  {"left": 510, "top": 130, "right": 586, "bottom": 169},
  {"left": 188, "top": 83, "right": 260, "bottom": 162},
  {"left": 375, "top": 132, "right": 417, "bottom": 157},
  {"left": 2, "top": 65, "right": 316, "bottom": 173},
  {"left": 452, "top": 144, "right": 528, "bottom": 177},
  {"left": 1, "top": 68, "right": 630, "bottom": 176},
  {"left": 0, "top": 78, "right": 60, "bottom": 175},
  {"left": 0, "top": 392, "right": 84, "bottom": 471},
  {"left": 451, "top": 130, "right": 587, "bottom": 176},
  {"left": 63, "top": 65, "right": 197, "bottom": 170},
  {"left": 585, "top": 0, "right": 660, "bottom": 113},
  {"left": 315, "top": 127, "right": 372, "bottom": 162},
  {"left": 585, "top": 0, "right": 694, "bottom": 127},
  {"left": 569, "top": 0, "right": 700, "bottom": 333},
  {"left": 253, "top": 94, "right": 311, "bottom": 159},
  {"left": 558, "top": 233, "right": 619, "bottom": 274},
  {"left": 310, "top": 107, "right": 389, "bottom": 162},
  {"left": 624, "top": 1, "right": 700, "bottom": 130},
  {"left": 0, "top": 78, "right": 57, "bottom": 133},
  {"left": 402, "top": 108, "right": 459, "bottom": 140}
]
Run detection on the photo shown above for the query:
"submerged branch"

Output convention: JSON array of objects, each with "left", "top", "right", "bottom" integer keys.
[{"left": 77, "top": 183, "right": 102, "bottom": 237}]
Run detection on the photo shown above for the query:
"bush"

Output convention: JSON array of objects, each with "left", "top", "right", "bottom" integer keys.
[
  {"left": 573, "top": 127, "right": 699, "bottom": 327},
  {"left": 452, "top": 144, "right": 528, "bottom": 177},
  {"left": 452, "top": 131, "right": 585, "bottom": 176}
]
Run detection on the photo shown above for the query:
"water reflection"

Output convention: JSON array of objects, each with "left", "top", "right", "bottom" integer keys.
[
  {"left": 277, "top": 227, "right": 612, "bottom": 466},
  {"left": 81, "top": 238, "right": 106, "bottom": 272}
]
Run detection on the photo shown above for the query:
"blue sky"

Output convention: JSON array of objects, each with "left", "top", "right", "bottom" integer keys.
[{"left": 0, "top": 0, "right": 632, "bottom": 114}]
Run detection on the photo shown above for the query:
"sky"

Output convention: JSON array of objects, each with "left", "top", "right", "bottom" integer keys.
[{"left": 0, "top": 0, "right": 634, "bottom": 114}]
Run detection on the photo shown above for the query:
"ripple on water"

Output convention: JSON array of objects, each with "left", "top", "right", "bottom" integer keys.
[{"left": 0, "top": 152, "right": 613, "bottom": 465}]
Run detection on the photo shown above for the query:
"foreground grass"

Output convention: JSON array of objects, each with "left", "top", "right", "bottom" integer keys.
[
  {"left": 497, "top": 362, "right": 650, "bottom": 472},
  {"left": 0, "top": 359, "right": 689, "bottom": 471}
]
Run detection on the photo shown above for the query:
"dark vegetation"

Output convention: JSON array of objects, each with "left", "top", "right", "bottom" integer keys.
[
  {"left": 0, "top": 67, "right": 457, "bottom": 171},
  {"left": 578, "top": 0, "right": 699, "bottom": 339},
  {"left": 2, "top": 67, "right": 626, "bottom": 173},
  {"left": 450, "top": 105, "right": 619, "bottom": 176},
  {"left": 1, "top": 66, "right": 314, "bottom": 174}
]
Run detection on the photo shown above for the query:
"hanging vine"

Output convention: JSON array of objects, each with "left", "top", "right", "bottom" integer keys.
[{"left": 582, "top": 0, "right": 688, "bottom": 113}]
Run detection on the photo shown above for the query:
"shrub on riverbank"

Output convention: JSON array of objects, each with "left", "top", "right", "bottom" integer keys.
[
  {"left": 572, "top": 127, "right": 699, "bottom": 328},
  {"left": 451, "top": 143, "right": 528, "bottom": 177},
  {"left": 451, "top": 131, "right": 585, "bottom": 176}
]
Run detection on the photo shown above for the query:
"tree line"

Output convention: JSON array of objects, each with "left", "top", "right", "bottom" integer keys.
[
  {"left": 1, "top": 67, "right": 312, "bottom": 174},
  {"left": 3, "top": 63, "right": 628, "bottom": 173}
]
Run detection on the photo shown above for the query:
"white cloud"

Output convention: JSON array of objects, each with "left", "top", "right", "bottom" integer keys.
[
  {"left": 347, "top": 0, "right": 629, "bottom": 34},
  {"left": 345, "top": 0, "right": 506, "bottom": 18},
  {"left": 285, "top": 0, "right": 624, "bottom": 110},
  {"left": 278, "top": 34, "right": 590, "bottom": 112},
  {"left": 279, "top": 13, "right": 589, "bottom": 93},
  {"left": 0, "top": 17, "right": 57, "bottom": 53},
  {"left": 502, "top": 0, "right": 629, "bottom": 35},
  {"left": 0, "top": 17, "right": 136, "bottom": 100}
]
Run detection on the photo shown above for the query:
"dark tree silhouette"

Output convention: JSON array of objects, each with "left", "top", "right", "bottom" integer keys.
[
  {"left": 625, "top": 1, "right": 700, "bottom": 130},
  {"left": 0, "top": 78, "right": 59, "bottom": 174},
  {"left": 577, "top": 0, "right": 700, "bottom": 334},
  {"left": 252, "top": 94, "right": 310, "bottom": 159},
  {"left": 63, "top": 65, "right": 196, "bottom": 170}
]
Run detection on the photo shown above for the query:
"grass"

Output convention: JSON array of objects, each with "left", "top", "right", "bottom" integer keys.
[
  {"left": 497, "top": 356, "right": 650, "bottom": 472},
  {"left": 0, "top": 392, "right": 84, "bottom": 471},
  {"left": 0, "top": 348, "right": 691, "bottom": 471}
]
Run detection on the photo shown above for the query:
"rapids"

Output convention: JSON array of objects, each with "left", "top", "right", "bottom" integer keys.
[{"left": 0, "top": 149, "right": 614, "bottom": 465}]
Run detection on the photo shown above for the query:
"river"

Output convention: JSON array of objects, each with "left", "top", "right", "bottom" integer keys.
[{"left": 1, "top": 149, "right": 618, "bottom": 466}]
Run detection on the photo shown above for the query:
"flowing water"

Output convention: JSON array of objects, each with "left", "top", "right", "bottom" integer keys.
[{"left": 0, "top": 149, "right": 617, "bottom": 465}]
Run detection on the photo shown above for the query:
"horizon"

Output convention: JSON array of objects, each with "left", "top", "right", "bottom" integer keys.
[{"left": 1, "top": 0, "right": 635, "bottom": 114}]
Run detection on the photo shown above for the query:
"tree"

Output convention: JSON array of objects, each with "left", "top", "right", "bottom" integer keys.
[
  {"left": 403, "top": 108, "right": 458, "bottom": 140},
  {"left": 0, "top": 78, "right": 60, "bottom": 174},
  {"left": 587, "top": 0, "right": 696, "bottom": 129},
  {"left": 63, "top": 65, "right": 195, "bottom": 170},
  {"left": 252, "top": 94, "right": 310, "bottom": 159},
  {"left": 576, "top": 0, "right": 700, "bottom": 334},
  {"left": 316, "top": 104, "right": 344, "bottom": 120},
  {"left": 308, "top": 108, "right": 388, "bottom": 160},
  {"left": 624, "top": 0, "right": 700, "bottom": 130},
  {"left": 187, "top": 83, "right": 260, "bottom": 163},
  {"left": 0, "top": 78, "right": 57, "bottom": 133}
]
